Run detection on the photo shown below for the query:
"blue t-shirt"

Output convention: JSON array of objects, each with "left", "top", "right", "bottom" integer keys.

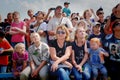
[
  {"left": 63, "top": 8, "right": 71, "bottom": 17},
  {"left": 88, "top": 47, "right": 106, "bottom": 65}
]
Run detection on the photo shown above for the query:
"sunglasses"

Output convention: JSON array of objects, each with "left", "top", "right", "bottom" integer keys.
[
  {"left": 115, "top": 23, "right": 120, "bottom": 26},
  {"left": 57, "top": 31, "right": 65, "bottom": 34},
  {"left": 98, "top": 12, "right": 104, "bottom": 15}
]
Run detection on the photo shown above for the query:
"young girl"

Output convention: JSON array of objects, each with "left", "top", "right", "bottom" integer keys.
[
  {"left": 9, "top": 11, "right": 26, "bottom": 47},
  {"left": 12, "top": 43, "right": 28, "bottom": 77},
  {"left": 89, "top": 38, "right": 109, "bottom": 80}
]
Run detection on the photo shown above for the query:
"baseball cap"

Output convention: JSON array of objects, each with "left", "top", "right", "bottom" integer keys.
[
  {"left": 64, "top": 2, "right": 70, "bottom": 5},
  {"left": 55, "top": 5, "right": 62, "bottom": 10},
  {"left": 93, "top": 22, "right": 101, "bottom": 27}
]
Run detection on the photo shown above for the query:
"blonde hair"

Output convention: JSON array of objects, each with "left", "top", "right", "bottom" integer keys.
[
  {"left": 75, "top": 27, "right": 87, "bottom": 40},
  {"left": 56, "top": 24, "right": 70, "bottom": 41},
  {"left": 14, "top": 43, "right": 25, "bottom": 52},
  {"left": 90, "top": 38, "right": 101, "bottom": 46}
]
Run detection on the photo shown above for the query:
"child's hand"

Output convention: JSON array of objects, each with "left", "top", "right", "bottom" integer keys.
[{"left": 13, "top": 71, "right": 20, "bottom": 76}]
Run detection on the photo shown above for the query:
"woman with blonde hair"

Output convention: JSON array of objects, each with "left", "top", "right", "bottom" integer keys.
[
  {"left": 71, "top": 27, "right": 91, "bottom": 80},
  {"left": 49, "top": 25, "right": 72, "bottom": 80}
]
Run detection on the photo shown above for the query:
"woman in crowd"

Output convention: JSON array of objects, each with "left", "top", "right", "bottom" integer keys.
[
  {"left": 49, "top": 25, "right": 72, "bottom": 80},
  {"left": 71, "top": 27, "right": 91, "bottom": 80}
]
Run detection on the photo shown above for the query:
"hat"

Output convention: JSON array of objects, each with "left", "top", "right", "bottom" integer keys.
[
  {"left": 55, "top": 5, "right": 62, "bottom": 10},
  {"left": 64, "top": 2, "right": 70, "bottom": 5},
  {"left": 93, "top": 22, "right": 101, "bottom": 27},
  {"left": 96, "top": 7, "right": 104, "bottom": 15}
]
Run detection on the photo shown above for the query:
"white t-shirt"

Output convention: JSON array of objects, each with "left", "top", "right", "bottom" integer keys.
[{"left": 47, "top": 16, "right": 73, "bottom": 40}]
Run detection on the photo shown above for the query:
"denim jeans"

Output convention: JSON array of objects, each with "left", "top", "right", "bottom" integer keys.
[
  {"left": 91, "top": 64, "right": 107, "bottom": 79},
  {"left": 83, "top": 63, "right": 91, "bottom": 80},
  {"left": 72, "top": 67, "right": 82, "bottom": 80},
  {"left": 71, "top": 63, "right": 91, "bottom": 80},
  {"left": 0, "top": 65, "right": 7, "bottom": 73},
  {"left": 50, "top": 67, "right": 71, "bottom": 80}
]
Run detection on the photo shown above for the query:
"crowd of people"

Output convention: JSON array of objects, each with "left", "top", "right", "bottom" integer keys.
[{"left": 0, "top": 1, "right": 120, "bottom": 80}]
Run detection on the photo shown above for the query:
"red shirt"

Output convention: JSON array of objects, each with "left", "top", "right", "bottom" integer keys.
[{"left": 0, "top": 39, "right": 11, "bottom": 65}]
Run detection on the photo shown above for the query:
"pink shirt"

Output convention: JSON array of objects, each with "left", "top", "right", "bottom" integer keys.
[
  {"left": 12, "top": 51, "right": 28, "bottom": 63},
  {"left": 11, "top": 21, "right": 26, "bottom": 42}
]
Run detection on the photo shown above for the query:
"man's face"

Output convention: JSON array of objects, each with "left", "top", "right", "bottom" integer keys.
[{"left": 55, "top": 8, "right": 62, "bottom": 15}]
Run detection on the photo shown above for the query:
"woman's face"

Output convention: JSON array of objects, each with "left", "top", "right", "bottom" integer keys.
[
  {"left": 56, "top": 28, "right": 66, "bottom": 40},
  {"left": 37, "top": 12, "right": 44, "bottom": 20},
  {"left": 76, "top": 28, "right": 86, "bottom": 39},
  {"left": 85, "top": 11, "right": 92, "bottom": 18}
]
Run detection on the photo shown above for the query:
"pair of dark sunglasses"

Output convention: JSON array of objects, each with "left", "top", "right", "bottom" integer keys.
[
  {"left": 57, "top": 31, "right": 65, "bottom": 34},
  {"left": 98, "top": 12, "right": 104, "bottom": 15}
]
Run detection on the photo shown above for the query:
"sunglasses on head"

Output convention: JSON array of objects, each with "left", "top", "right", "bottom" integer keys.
[{"left": 57, "top": 30, "right": 65, "bottom": 34}]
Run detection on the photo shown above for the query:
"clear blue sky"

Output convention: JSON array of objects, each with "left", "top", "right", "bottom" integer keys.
[{"left": 0, "top": 0, "right": 119, "bottom": 21}]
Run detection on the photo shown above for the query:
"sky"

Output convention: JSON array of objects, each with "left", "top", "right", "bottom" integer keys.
[{"left": 0, "top": 0, "right": 119, "bottom": 21}]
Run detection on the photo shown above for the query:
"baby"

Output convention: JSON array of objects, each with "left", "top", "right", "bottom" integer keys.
[{"left": 89, "top": 38, "right": 109, "bottom": 80}]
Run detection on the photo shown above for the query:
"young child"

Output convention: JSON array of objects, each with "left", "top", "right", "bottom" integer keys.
[
  {"left": 88, "top": 38, "right": 109, "bottom": 80},
  {"left": 12, "top": 43, "right": 28, "bottom": 77}
]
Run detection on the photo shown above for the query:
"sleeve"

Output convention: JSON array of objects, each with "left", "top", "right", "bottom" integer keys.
[
  {"left": 49, "top": 40, "right": 55, "bottom": 47},
  {"left": 41, "top": 43, "right": 50, "bottom": 62},
  {"left": 12, "top": 52, "right": 17, "bottom": 61},
  {"left": 40, "top": 22, "right": 48, "bottom": 31},
  {"left": 66, "top": 18, "right": 73, "bottom": 28},
  {"left": 4, "top": 39, "right": 11, "bottom": 49},
  {"left": 28, "top": 46, "right": 33, "bottom": 61},
  {"left": 99, "top": 48, "right": 107, "bottom": 53},
  {"left": 47, "top": 19, "right": 53, "bottom": 31}
]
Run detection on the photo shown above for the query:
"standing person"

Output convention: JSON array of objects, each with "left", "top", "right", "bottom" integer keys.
[
  {"left": 9, "top": 11, "right": 26, "bottom": 48},
  {"left": 30, "top": 11, "right": 47, "bottom": 43},
  {"left": 49, "top": 25, "right": 72, "bottom": 80},
  {"left": 103, "top": 21, "right": 120, "bottom": 80},
  {"left": 96, "top": 7, "right": 106, "bottom": 34},
  {"left": 89, "top": 38, "right": 109, "bottom": 80},
  {"left": 83, "top": 9, "right": 99, "bottom": 35},
  {"left": 12, "top": 43, "right": 28, "bottom": 78},
  {"left": 47, "top": 5, "right": 73, "bottom": 42},
  {"left": 71, "top": 27, "right": 91, "bottom": 80},
  {"left": 0, "top": 30, "right": 13, "bottom": 73},
  {"left": 63, "top": 2, "right": 71, "bottom": 17},
  {"left": 25, "top": 9, "right": 36, "bottom": 48},
  {"left": 20, "top": 32, "right": 49, "bottom": 80},
  {"left": 104, "top": 3, "right": 120, "bottom": 34}
]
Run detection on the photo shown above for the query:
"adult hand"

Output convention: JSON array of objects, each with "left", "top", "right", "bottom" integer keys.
[
  {"left": 50, "top": 61, "right": 58, "bottom": 72},
  {"left": 76, "top": 65, "right": 83, "bottom": 72}
]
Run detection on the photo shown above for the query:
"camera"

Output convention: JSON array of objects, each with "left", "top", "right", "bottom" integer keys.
[{"left": 50, "top": 8, "right": 56, "bottom": 10}]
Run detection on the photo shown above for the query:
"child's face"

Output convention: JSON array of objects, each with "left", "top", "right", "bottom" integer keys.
[
  {"left": 17, "top": 46, "right": 25, "bottom": 54},
  {"left": 90, "top": 42, "right": 99, "bottom": 50},
  {"left": 93, "top": 25, "right": 100, "bottom": 32}
]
